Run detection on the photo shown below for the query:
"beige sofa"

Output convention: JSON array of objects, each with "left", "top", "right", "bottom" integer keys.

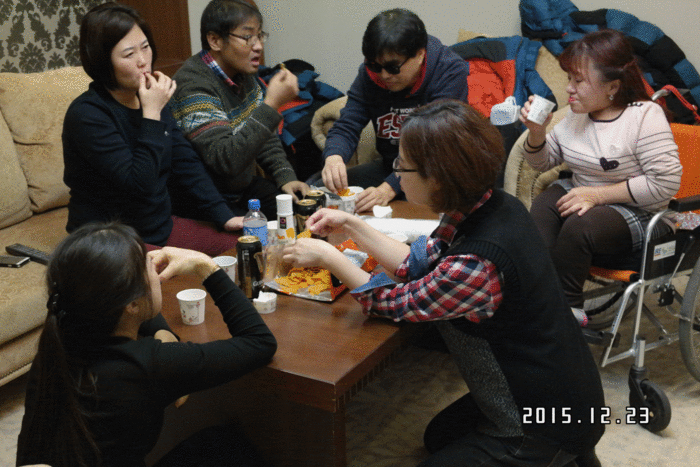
[
  {"left": 310, "top": 29, "right": 571, "bottom": 205},
  {"left": 0, "top": 67, "right": 92, "bottom": 386}
]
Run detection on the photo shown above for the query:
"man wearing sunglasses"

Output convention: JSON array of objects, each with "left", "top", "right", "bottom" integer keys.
[
  {"left": 171, "top": 0, "right": 309, "bottom": 227},
  {"left": 318, "top": 9, "right": 469, "bottom": 212}
]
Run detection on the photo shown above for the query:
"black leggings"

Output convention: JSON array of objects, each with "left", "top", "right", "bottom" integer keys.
[
  {"left": 529, "top": 184, "right": 634, "bottom": 308},
  {"left": 153, "top": 424, "right": 269, "bottom": 467},
  {"left": 421, "top": 393, "right": 600, "bottom": 467}
]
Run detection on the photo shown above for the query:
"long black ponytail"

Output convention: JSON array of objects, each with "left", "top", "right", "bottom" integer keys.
[{"left": 17, "top": 222, "right": 150, "bottom": 466}]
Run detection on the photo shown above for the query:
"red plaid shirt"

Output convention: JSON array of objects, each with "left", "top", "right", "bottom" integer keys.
[{"left": 351, "top": 190, "right": 503, "bottom": 323}]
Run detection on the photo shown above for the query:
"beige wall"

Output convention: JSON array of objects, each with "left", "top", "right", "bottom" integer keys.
[{"left": 188, "top": 0, "right": 700, "bottom": 93}]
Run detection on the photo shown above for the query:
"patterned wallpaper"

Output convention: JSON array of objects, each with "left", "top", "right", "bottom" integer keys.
[{"left": 0, "top": 0, "right": 102, "bottom": 73}]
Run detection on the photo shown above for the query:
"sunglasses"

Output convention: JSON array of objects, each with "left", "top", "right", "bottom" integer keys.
[{"left": 365, "top": 57, "right": 409, "bottom": 75}]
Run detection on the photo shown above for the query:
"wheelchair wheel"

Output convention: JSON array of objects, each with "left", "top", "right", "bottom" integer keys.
[
  {"left": 582, "top": 277, "right": 633, "bottom": 330},
  {"left": 679, "top": 262, "right": 700, "bottom": 382},
  {"left": 630, "top": 380, "right": 672, "bottom": 433}
]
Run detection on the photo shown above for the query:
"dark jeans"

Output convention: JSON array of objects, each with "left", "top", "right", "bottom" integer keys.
[
  {"left": 529, "top": 184, "right": 634, "bottom": 308},
  {"left": 420, "top": 394, "right": 600, "bottom": 467},
  {"left": 153, "top": 424, "right": 269, "bottom": 467}
]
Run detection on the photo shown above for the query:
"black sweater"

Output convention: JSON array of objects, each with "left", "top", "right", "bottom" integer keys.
[
  {"left": 63, "top": 83, "right": 234, "bottom": 245},
  {"left": 16, "top": 270, "right": 277, "bottom": 467},
  {"left": 439, "top": 190, "right": 605, "bottom": 454}
]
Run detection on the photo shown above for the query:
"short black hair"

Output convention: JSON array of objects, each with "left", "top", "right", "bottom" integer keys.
[
  {"left": 200, "top": 0, "right": 263, "bottom": 50},
  {"left": 79, "top": 2, "right": 157, "bottom": 90},
  {"left": 362, "top": 9, "right": 428, "bottom": 62}
]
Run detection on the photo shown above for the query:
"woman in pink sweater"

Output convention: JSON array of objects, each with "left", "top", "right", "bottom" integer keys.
[{"left": 520, "top": 29, "right": 682, "bottom": 310}]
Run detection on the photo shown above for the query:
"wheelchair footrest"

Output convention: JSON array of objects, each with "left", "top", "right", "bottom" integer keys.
[{"left": 582, "top": 329, "right": 620, "bottom": 347}]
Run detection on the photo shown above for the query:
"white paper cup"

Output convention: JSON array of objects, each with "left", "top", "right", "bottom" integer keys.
[
  {"left": 213, "top": 255, "right": 237, "bottom": 284},
  {"left": 176, "top": 288, "right": 206, "bottom": 325},
  {"left": 253, "top": 291, "right": 277, "bottom": 314},
  {"left": 340, "top": 186, "right": 364, "bottom": 213},
  {"left": 340, "top": 193, "right": 357, "bottom": 213},
  {"left": 527, "top": 95, "right": 556, "bottom": 125}
]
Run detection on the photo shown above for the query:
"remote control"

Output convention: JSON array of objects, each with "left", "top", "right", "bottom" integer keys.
[{"left": 5, "top": 243, "right": 51, "bottom": 265}]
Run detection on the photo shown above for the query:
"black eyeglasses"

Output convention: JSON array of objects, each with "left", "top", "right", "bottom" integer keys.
[
  {"left": 228, "top": 31, "right": 269, "bottom": 46},
  {"left": 365, "top": 57, "right": 409, "bottom": 75},
  {"left": 392, "top": 157, "right": 418, "bottom": 173}
]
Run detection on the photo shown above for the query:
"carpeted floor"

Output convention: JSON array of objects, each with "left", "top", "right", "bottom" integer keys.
[{"left": 1, "top": 284, "right": 698, "bottom": 467}]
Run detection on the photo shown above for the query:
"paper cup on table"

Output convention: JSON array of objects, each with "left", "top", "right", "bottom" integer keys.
[
  {"left": 176, "top": 288, "right": 207, "bottom": 325},
  {"left": 339, "top": 186, "right": 363, "bottom": 214},
  {"left": 253, "top": 291, "right": 277, "bottom": 314},
  {"left": 527, "top": 95, "right": 556, "bottom": 125},
  {"left": 213, "top": 255, "right": 237, "bottom": 284}
]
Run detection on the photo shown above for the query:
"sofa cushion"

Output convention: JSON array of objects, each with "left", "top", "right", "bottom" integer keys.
[
  {"left": 0, "top": 108, "right": 31, "bottom": 229},
  {"left": 0, "top": 67, "right": 92, "bottom": 213},
  {"left": 310, "top": 96, "right": 380, "bottom": 167},
  {"left": 0, "top": 207, "right": 68, "bottom": 347}
]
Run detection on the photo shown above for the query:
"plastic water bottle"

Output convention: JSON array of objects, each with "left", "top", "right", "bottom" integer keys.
[{"left": 243, "top": 199, "right": 268, "bottom": 246}]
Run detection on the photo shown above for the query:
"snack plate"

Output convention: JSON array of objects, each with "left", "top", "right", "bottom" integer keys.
[{"left": 265, "top": 239, "right": 377, "bottom": 302}]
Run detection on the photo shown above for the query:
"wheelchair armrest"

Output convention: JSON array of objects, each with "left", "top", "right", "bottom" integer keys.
[{"left": 669, "top": 194, "right": 700, "bottom": 213}]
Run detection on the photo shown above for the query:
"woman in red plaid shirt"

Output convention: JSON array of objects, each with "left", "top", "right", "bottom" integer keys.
[{"left": 283, "top": 100, "right": 605, "bottom": 467}]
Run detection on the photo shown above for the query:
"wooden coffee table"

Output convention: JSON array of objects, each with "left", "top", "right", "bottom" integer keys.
[{"left": 146, "top": 201, "right": 438, "bottom": 467}]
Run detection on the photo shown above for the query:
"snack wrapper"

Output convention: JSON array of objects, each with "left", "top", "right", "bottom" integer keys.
[{"left": 264, "top": 238, "right": 378, "bottom": 302}]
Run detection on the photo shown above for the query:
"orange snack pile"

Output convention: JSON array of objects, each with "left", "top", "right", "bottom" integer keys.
[
  {"left": 337, "top": 188, "right": 351, "bottom": 196},
  {"left": 275, "top": 267, "right": 330, "bottom": 296},
  {"left": 273, "top": 229, "right": 328, "bottom": 295}
]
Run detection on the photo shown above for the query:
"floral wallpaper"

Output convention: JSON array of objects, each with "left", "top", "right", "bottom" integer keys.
[{"left": 0, "top": 0, "right": 102, "bottom": 73}]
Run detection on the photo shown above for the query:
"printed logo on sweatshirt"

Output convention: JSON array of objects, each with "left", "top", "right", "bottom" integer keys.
[{"left": 376, "top": 107, "right": 416, "bottom": 140}]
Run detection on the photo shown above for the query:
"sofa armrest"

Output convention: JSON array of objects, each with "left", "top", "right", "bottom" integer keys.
[{"left": 310, "top": 96, "right": 380, "bottom": 167}]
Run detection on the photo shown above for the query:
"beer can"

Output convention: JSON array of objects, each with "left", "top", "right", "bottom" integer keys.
[
  {"left": 237, "top": 235, "right": 264, "bottom": 300},
  {"left": 305, "top": 190, "right": 326, "bottom": 209},
  {"left": 296, "top": 199, "right": 317, "bottom": 232}
]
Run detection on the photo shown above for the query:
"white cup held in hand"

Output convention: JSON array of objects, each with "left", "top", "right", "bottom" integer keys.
[
  {"left": 213, "top": 255, "right": 237, "bottom": 284},
  {"left": 527, "top": 95, "right": 556, "bottom": 125},
  {"left": 176, "top": 288, "right": 207, "bottom": 325}
]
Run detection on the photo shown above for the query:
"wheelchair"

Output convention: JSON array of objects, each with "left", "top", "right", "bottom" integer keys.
[{"left": 581, "top": 122, "right": 700, "bottom": 434}]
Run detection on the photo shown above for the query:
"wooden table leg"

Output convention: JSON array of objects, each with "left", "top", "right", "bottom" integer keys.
[{"left": 146, "top": 374, "right": 349, "bottom": 467}]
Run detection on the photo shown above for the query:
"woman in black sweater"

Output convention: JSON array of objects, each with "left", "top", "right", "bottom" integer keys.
[
  {"left": 16, "top": 222, "right": 276, "bottom": 466},
  {"left": 63, "top": 2, "right": 241, "bottom": 255}
]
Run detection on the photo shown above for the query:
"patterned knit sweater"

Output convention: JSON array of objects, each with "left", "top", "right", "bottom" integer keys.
[{"left": 171, "top": 54, "right": 297, "bottom": 202}]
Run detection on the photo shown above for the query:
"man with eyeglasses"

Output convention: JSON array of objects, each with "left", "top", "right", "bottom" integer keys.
[
  {"left": 317, "top": 9, "right": 469, "bottom": 213},
  {"left": 171, "top": 0, "right": 309, "bottom": 226}
]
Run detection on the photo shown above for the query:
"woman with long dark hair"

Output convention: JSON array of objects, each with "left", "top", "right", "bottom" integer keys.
[
  {"left": 63, "top": 2, "right": 241, "bottom": 256},
  {"left": 16, "top": 222, "right": 276, "bottom": 466},
  {"left": 520, "top": 29, "right": 682, "bottom": 311}
]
